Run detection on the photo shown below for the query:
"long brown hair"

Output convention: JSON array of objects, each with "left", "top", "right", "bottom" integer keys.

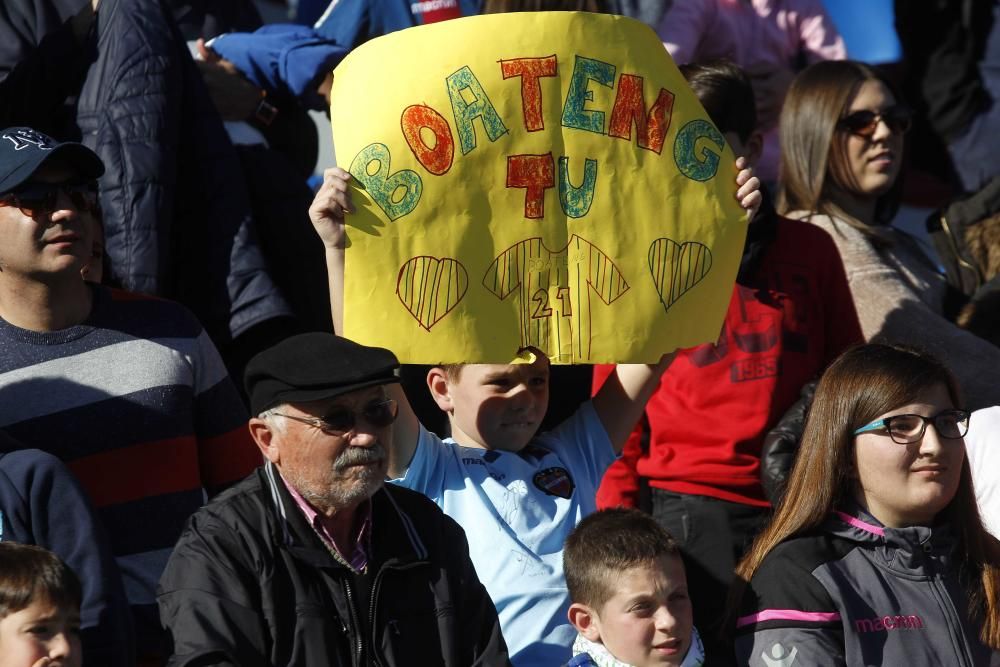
[
  {"left": 778, "top": 61, "right": 904, "bottom": 236},
  {"left": 730, "top": 344, "right": 1000, "bottom": 649}
]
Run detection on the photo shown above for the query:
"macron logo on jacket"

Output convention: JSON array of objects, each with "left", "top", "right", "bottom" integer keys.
[
  {"left": 854, "top": 614, "right": 925, "bottom": 632},
  {"left": 761, "top": 642, "right": 798, "bottom": 666}
]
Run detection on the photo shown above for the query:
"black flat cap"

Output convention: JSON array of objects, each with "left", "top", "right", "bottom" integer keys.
[
  {"left": 0, "top": 127, "right": 104, "bottom": 195},
  {"left": 245, "top": 333, "right": 400, "bottom": 415}
]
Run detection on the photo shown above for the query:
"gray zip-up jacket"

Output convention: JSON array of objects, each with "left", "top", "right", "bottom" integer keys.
[{"left": 735, "top": 508, "right": 999, "bottom": 666}]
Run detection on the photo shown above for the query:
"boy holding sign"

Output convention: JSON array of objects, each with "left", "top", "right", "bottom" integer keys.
[{"left": 305, "top": 160, "right": 759, "bottom": 665}]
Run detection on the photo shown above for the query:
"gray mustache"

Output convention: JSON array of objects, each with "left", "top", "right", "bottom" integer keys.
[{"left": 334, "top": 442, "right": 387, "bottom": 470}]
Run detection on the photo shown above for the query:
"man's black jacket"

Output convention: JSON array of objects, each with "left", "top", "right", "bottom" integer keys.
[{"left": 158, "top": 463, "right": 510, "bottom": 666}]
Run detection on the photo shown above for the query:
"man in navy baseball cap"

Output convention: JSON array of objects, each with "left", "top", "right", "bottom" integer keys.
[
  {"left": 0, "top": 127, "right": 104, "bottom": 310},
  {"left": 0, "top": 126, "right": 261, "bottom": 660}
]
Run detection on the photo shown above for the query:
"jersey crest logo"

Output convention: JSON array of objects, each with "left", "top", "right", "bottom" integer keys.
[
  {"left": 533, "top": 466, "right": 574, "bottom": 498},
  {"left": 761, "top": 642, "right": 798, "bottom": 667}
]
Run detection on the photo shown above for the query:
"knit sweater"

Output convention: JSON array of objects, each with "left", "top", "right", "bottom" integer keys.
[
  {"left": 791, "top": 211, "right": 1000, "bottom": 409},
  {"left": 0, "top": 285, "right": 259, "bottom": 647}
]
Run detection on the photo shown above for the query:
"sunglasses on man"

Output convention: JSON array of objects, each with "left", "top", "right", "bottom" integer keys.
[
  {"left": 837, "top": 105, "right": 913, "bottom": 137},
  {"left": 272, "top": 399, "right": 399, "bottom": 436},
  {"left": 0, "top": 182, "right": 100, "bottom": 218}
]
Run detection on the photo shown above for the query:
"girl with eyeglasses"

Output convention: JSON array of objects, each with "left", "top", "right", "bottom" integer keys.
[
  {"left": 730, "top": 343, "right": 1000, "bottom": 666},
  {"left": 777, "top": 60, "right": 1000, "bottom": 410}
]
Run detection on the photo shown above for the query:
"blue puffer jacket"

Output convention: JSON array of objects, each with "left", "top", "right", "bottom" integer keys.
[
  {"left": 0, "top": 0, "right": 291, "bottom": 343},
  {"left": 78, "top": 0, "right": 291, "bottom": 342}
]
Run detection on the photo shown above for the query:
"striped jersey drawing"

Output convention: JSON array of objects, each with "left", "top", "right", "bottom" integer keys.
[{"left": 483, "top": 235, "right": 629, "bottom": 362}]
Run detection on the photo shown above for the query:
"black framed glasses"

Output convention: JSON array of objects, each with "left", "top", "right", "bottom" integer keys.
[
  {"left": 853, "top": 409, "right": 970, "bottom": 444},
  {"left": 272, "top": 399, "right": 398, "bottom": 436},
  {"left": 0, "top": 182, "right": 99, "bottom": 218},
  {"left": 838, "top": 105, "right": 913, "bottom": 137}
]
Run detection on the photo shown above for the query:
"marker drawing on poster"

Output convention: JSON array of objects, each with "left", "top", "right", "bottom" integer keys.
[{"left": 331, "top": 11, "right": 746, "bottom": 363}]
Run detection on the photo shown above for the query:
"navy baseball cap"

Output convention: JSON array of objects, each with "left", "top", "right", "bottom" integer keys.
[{"left": 0, "top": 127, "right": 104, "bottom": 196}]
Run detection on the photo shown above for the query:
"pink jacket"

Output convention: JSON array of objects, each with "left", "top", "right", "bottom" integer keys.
[{"left": 658, "top": 0, "right": 846, "bottom": 181}]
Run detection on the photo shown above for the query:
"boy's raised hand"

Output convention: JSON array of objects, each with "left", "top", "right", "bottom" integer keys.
[
  {"left": 735, "top": 156, "right": 762, "bottom": 222},
  {"left": 309, "top": 167, "right": 354, "bottom": 334},
  {"left": 309, "top": 167, "right": 354, "bottom": 250},
  {"left": 306, "top": 167, "right": 421, "bottom": 476}
]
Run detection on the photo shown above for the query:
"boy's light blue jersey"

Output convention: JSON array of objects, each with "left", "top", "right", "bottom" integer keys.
[{"left": 392, "top": 401, "right": 616, "bottom": 666}]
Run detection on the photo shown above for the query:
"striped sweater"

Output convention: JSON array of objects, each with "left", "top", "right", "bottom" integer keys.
[{"left": 0, "top": 286, "right": 259, "bottom": 648}]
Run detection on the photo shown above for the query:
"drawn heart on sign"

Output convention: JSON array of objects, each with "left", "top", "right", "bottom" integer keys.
[
  {"left": 396, "top": 256, "right": 469, "bottom": 330},
  {"left": 647, "top": 238, "right": 712, "bottom": 313}
]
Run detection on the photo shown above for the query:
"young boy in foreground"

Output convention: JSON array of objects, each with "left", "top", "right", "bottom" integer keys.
[
  {"left": 308, "top": 160, "right": 760, "bottom": 665},
  {"left": 565, "top": 508, "right": 704, "bottom": 667},
  {"left": 0, "top": 542, "right": 83, "bottom": 667}
]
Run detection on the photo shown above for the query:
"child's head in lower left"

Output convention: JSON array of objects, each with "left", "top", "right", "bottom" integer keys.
[
  {"left": 565, "top": 508, "right": 695, "bottom": 667},
  {"left": 0, "top": 542, "right": 82, "bottom": 667}
]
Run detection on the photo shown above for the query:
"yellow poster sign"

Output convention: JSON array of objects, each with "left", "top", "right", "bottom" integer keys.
[{"left": 331, "top": 11, "right": 746, "bottom": 364}]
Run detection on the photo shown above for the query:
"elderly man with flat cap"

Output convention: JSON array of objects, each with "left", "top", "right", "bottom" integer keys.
[{"left": 158, "top": 332, "right": 509, "bottom": 666}]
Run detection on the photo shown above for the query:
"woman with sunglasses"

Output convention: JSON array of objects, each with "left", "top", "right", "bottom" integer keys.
[
  {"left": 731, "top": 343, "right": 1000, "bottom": 666},
  {"left": 777, "top": 60, "right": 1000, "bottom": 410}
]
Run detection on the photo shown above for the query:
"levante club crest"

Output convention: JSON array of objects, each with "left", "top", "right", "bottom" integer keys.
[{"left": 533, "top": 467, "right": 575, "bottom": 498}]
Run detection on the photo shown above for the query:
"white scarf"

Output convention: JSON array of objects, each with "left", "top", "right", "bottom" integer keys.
[{"left": 571, "top": 626, "right": 705, "bottom": 667}]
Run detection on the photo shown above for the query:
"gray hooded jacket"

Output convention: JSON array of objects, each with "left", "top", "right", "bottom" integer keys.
[{"left": 735, "top": 508, "right": 999, "bottom": 666}]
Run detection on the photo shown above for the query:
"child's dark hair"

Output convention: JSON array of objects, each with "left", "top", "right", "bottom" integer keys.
[
  {"left": 564, "top": 508, "right": 682, "bottom": 609},
  {"left": 680, "top": 60, "right": 758, "bottom": 142},
  {"left": 0, "top": 542, "right": 82, "bottom": 618}
]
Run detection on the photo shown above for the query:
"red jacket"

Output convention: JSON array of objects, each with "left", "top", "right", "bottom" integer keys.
[{"left": 593, "top": 218, "right": 862, "bottom": 507}]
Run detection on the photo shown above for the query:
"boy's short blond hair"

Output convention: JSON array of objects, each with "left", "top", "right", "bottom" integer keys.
[
  {"left": 564, "top": 508, "right": 682, "bottom": 610},
  {"left": 436, "top": 347, "right": 549, "bottom": 381},
  {"left": 0, "top": 542, "right": 81, "bottom": 618}
]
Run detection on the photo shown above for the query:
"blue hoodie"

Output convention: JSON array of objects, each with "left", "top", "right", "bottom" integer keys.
[{"left": 0, "top": 440, "right": 134, "bottom": 666}]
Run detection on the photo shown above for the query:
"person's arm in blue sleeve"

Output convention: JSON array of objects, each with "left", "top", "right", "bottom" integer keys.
[{"left": 206, "top": 24, "right": 347, "bottom": 110}]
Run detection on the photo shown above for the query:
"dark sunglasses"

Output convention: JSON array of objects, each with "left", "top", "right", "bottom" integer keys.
[
  {"left": 273, "top": 399, "right": 399, "bottom": 436},
  {"left": 838, "top": 106, "right": 913, "bottom": 137},
  {"left": 0, "top": 182, "right": 99, "bottom": 218}
]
